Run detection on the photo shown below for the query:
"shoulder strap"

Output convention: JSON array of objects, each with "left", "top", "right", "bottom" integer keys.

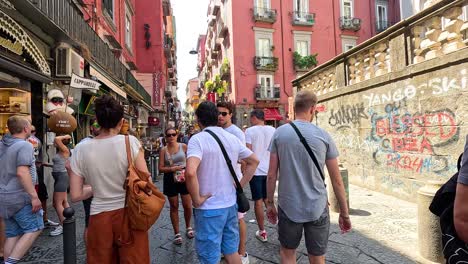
[
  {"left": 125, "top": 135, "right": 133, "bottom": 168},
  {"left": 205, "top": 130, "right": 243, "bottom": 192},
  {"left": 289, "top": 122, "right": 326, "bottom": 183}
]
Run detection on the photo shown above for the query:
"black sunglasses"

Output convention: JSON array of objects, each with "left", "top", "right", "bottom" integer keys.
[
  {"left": 51, "top": 97, "right": 64, "bottom": 103},
  {"left": 166, "top": 133, "right": 177, "bottom": 137},
  {"left": 219, "top": 111, "right": 229, "bottom": 117}
]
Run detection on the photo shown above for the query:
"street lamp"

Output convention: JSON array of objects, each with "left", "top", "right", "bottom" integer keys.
[{"left": 189, "top": 49, "right": 198, "bottom": 55}]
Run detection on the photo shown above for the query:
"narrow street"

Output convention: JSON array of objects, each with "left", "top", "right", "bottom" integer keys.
[{"left": 23, "top": 179, "right": 428, "bottom": 264}]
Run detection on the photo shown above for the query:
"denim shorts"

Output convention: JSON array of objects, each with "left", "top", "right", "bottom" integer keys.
[
  {"left": 4, "top": 204, "right": 44, "bottom": 238},
  {"left": 193, "top": 205, "right": 239, "bottom": 264}
]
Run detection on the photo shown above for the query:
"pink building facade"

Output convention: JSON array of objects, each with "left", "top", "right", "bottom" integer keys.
[{"left": 203, "top": 0, "right": 400, "bottom": 126}]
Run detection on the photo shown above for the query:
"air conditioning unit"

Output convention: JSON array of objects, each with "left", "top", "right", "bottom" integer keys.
[{"left": 55, "top": 46, "right": 84, "bottom": 78}]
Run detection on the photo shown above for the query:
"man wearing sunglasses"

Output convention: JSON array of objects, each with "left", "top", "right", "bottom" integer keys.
[{"left": 216, "top": 102, "right": 250, "bottom": 264}]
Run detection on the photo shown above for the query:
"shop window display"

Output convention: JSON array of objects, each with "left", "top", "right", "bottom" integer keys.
[{"left": 0, "top": 88, "right": 31, "bottom": 139}]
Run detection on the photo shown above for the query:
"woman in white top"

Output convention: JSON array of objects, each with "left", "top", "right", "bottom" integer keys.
[{"left": 68, "top": 95, "right": 151, "bottom": 263}]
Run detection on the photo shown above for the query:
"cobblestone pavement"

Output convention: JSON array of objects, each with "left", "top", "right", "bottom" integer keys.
[{"left": 23, "top": 177, "right": 433, "bottom": 264}]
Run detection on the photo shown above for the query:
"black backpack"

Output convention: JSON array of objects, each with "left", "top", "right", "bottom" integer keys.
[{"left": 429, "top": 172, "right": 468, "bottom": 263}]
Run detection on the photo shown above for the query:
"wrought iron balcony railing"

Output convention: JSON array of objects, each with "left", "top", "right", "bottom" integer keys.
[
  {"left": 254, "top": 56, "right": 279, "bottom": 71},
  {"left": 253, "top": 7, "right": 277, "bottom": 23},
  {"left": 292, "top": 11, "right": 316, "bottom": 26},
  {"left": 255, "top": 85, "right": 280, "bottom": 100},
  {"left": 375, "top": 20, "right": 395, "bottom": 33},
  {"left": 340, "top": 17, "right": 362, "bottom": 31}
]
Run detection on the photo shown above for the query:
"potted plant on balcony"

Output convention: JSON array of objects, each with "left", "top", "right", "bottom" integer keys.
[
  {"left": 205, "top": 74, "right": 228, "bottom": 102},
  {"left": 293, "top": 52, "right": 318, "bottom": 71},
  {"left": 220, "top": 58, "right": 230, "bottom": 77}
]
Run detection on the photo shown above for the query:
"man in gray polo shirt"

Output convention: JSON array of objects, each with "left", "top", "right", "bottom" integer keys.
[
  {"left": 455, "top": 136, "right": 468, "bottom": 243},
  {"left": 0, "top": 116, "right": 43, "bottom": 264},
  {"left": 266, "top": 90, "right": 351, "bottom": 264}
]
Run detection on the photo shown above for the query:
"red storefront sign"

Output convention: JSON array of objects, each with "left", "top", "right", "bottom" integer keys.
[
  {"left": 148, "top": 117, "right": 160, "bottom": 126},
  {"left": 153, "top": 72, "right": 161, "bottom": 107},
  {"left": 206, "top": 92, "right": 216, "bottom": 103}
]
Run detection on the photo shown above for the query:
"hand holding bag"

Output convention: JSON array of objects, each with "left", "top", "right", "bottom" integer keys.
[{"left": 205, "top": 130, "right": 250, "bottom": 213}]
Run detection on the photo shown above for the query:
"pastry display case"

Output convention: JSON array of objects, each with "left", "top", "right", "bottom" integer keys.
[{"left": 0, "top": 88, "right": 31, "bottom": 138}]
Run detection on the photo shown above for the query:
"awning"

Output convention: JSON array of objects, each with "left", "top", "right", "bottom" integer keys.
[
  {"left": 264, "top": 108, "right": 282, "bottom": 121},
  {"left": 90, "top": 66, "right": 127, "bottom": 98}
]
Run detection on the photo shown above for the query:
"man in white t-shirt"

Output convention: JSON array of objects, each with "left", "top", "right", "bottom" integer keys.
[
  {"left": 186, "top": 101, "right": 259, "bottom": 264},
  {"left": 217, "top": 102, "right": 249, "bottom": 264},
  {"left": 245, "top": 109, "right": 276, "bottom": 243}
]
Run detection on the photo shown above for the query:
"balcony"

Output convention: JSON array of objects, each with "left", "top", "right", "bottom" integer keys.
[
  {"left": 292, "top": 11, "right": 316, "bottom": 26},
  {"left": 340, "top": 17, "right": 362, "bottom": 31},
  {"left": 253, "top": 7, "right": 277, "bottom": 23},
  {"left": 255, "top": 85, "right": 280, "bottom": 101},
  {"left": 375, "top": 20, "right": 395, "bottom": 33},
  {"left": 211, "top": 0, "right": 221, "bottom": 16},
  {"left": 254, "top": 56, "right": 279, "bottom": 71},
  {"left": 125, "top": 70, "right": 152, "bottom": 105}
]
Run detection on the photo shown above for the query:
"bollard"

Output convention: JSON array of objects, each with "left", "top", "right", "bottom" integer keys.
[
  {"left": 417, "top": 181, "right": 445, "bottom": 263},
  {"left": 328, "top": 164, "right": 350, "bottom": 213},
  {"left": 63, "top": 207, "right": 76, "bottom": 264}
]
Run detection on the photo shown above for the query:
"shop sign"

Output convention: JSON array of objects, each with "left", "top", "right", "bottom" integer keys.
[
  {"left": 153, "top": 72, "right": 162, "bottom": 107},
  {"left": 0, "top": 36, "right": 22, "bottom": 55},
  {"left": 148, "top": 117, "right": 160, "bottom": 127},
  {"left": 70, "top": 73, "right": 101, "bottom": 90}
]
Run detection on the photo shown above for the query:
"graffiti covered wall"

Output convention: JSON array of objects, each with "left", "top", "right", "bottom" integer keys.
[{"left": 315, "top": 64, "right": 468, "bottom": 201}]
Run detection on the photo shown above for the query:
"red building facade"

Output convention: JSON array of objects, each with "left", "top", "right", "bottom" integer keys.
[{"left": 202, "top": 0, "right": 400, "bottom": 127}]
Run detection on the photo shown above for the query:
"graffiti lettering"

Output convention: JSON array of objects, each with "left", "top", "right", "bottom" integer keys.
[
  {"left": 328, "top": 103, "right": 368, "bottom": 127},
  {"left": 363, "top": 86, "right": 416, "bottom": 107}
]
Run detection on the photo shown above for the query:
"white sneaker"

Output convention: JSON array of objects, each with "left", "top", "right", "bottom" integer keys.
[
  {"left": 241, "top": 252, "right": 250, "bottom": 264},
  {"left": 255, "top": 230, "right": 268, "bottom": 242},
  {"left": 44, "top": 219, "right": 59, "bottom": 228},
  {"left": 49, "top": 225, "right": 63, "bottom": 236}
]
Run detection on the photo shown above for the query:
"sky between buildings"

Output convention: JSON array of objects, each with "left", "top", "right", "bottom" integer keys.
[{"left": 173, "top": 0, "right": 210, "bottom": 108}]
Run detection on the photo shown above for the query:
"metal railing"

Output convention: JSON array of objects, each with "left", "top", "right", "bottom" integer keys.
[
  {"left": 126, "top": 70, "right": 152, "bottom": 105},
  {"left": 254, "top": 56, "right": 279, "bottom": 71},
  {"left": 253, "top": 7, "right": 277, "bottom": 23},
  {"left": 339, "top": 16, "right": 362, "bottom": 31},
  {"left": 255, "top": 86, "right": 280, "bottom": 100},
  {"left": 375, "top": 20, "right": 395, "bottom": 33},
  {"left": 292, "top": 11, "right": 316, "bottom": 26},
  {"left": 23, "top": 0, "right": 151, "bottom": 103}
]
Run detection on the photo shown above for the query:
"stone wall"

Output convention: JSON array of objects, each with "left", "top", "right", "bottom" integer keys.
[
  {"left": 295, "top": 0, "right": 468, "bottom": 201},
  {"left": 315, "top": 62, "right": 467, "bottom": 201}
]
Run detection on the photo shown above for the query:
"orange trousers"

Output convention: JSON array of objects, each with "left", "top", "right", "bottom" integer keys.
[{"left": 86, "top": 208, "right": 150, "bottom": 264}]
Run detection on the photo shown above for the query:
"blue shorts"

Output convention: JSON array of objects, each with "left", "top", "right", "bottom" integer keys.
[
  {"left": 249, "top": 176, "right": 267, "bottom": 201},
  {"left": 193, "top": 205, "right": 239, "bottom": 264},
  {"left": 4, "top": 204, "right": 44, "bottom": 238}
]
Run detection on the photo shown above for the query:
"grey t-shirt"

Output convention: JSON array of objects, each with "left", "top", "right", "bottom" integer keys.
[
  {"left": 458, "top": 135, "right": 468, "bottom": 185},
  {"left": 0, "top": 135, "right": 35, "bottom": 218},
  {"left": 269, "top": 120, "right": 339, "bottom": 223}
]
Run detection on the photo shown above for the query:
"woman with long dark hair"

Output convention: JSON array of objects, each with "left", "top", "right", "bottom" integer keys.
[
  {"left": 159, "top": 127, "right": 193, "bottom": 245},
  {"left": 68, "top": 95, "right": 151, "bottom": 263}
]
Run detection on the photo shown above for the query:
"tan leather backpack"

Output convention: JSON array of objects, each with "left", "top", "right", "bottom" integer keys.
[{"left": 124, "top": 135, "right": 165, "bottom": 231}]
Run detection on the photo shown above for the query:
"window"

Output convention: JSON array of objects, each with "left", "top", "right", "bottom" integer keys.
[
  {"left": 257, "top": 38, "right": 271, "bottom": 57},
  {"left": 255, "top": 0, "right": 270, "bottom": 9},
  {"left": 376, "top": 1, "right": 388, "bottom": 31},
  {"left": 255, "top": 0, "right": 270, "bottom": 17},
  {"left": 293, "top": 31, "right": 312, "bottom": 56},
  {"left": 342, "top": 36, "right": 357, "bottom": 52},
  {"left": 125, "top": 13, "right": 132, "bottom": 49},
  {"left": 296, "top": 40, "right": 308, "bottom": 56},
  {"left": 342, "top": 0, "right": 353, "bottom": 18},
  {"left": 258, "top": 75, "right": 274, "bottom": 98},
  {"left": 103, "top": 0, "right": 114, "bottom": 20},
  {"left": 294, "top": 0, "right": 309, "bottom": 20}
]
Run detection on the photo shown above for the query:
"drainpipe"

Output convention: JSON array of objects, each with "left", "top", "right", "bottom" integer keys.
[
  {"left": 279, "top": 0, "right": 290, "bottom": 97},
  {"left": 331, "top": 0, "right": 338, "bottom": 55},
  {"left": 369, "top": 0, "right": 374, "bottom": 36}
]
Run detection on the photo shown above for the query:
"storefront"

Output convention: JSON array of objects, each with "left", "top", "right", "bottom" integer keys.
[{"left": 0, "top": 7, "right": 52, "bottom": 140}]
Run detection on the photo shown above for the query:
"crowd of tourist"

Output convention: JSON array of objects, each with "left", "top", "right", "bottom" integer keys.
[{"left": 0, "top": 91, "right": 357, "bottom": 264}]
